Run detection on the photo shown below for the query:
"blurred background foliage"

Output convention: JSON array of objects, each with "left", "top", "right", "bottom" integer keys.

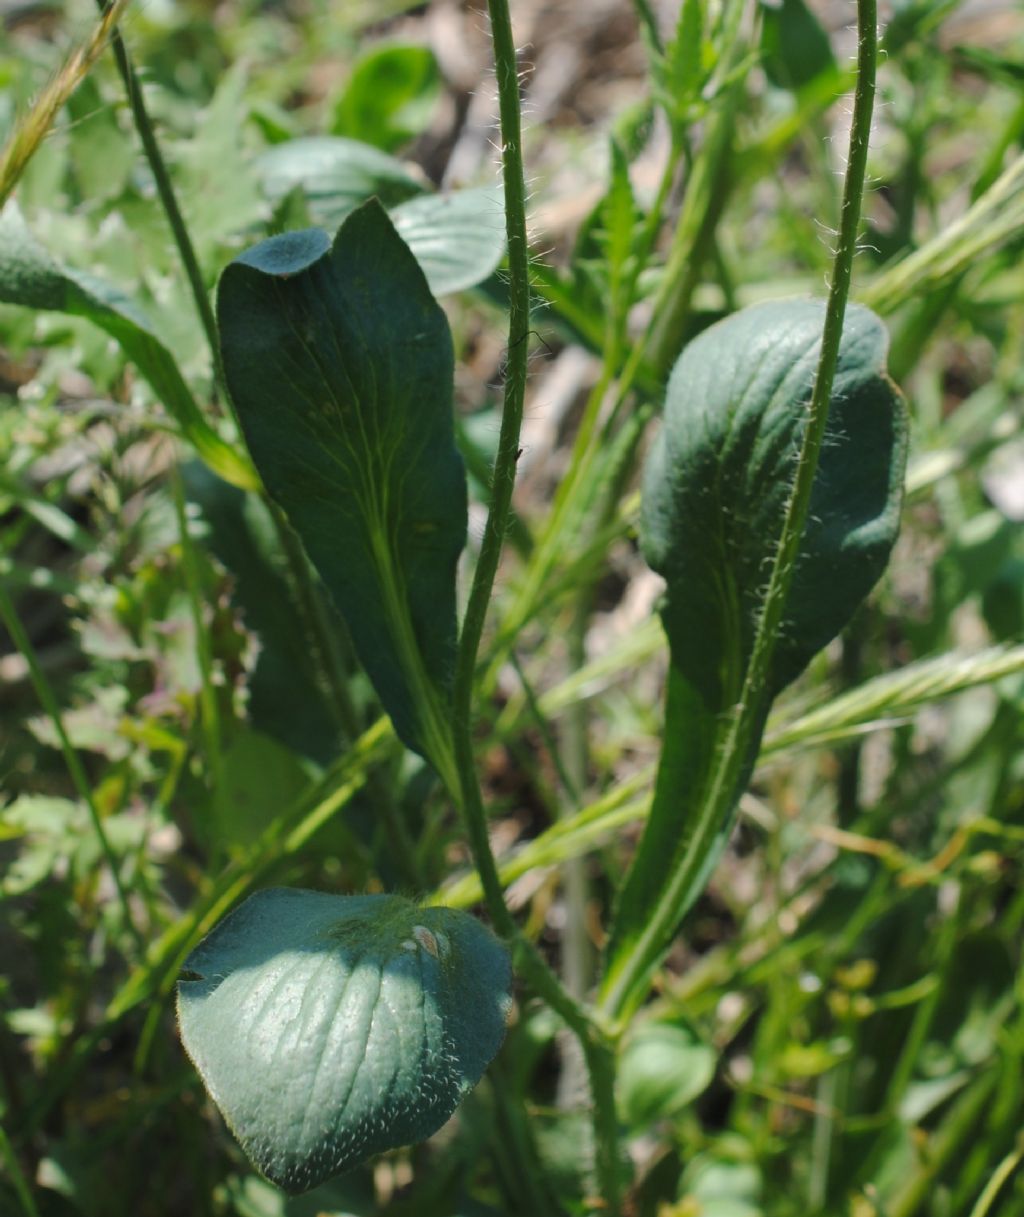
[{"left": 1, "top": 0, "right": 1024, "bottom": 1214}]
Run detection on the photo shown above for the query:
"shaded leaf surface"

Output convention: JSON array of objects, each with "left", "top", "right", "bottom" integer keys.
[
  {"left": 0, "top": 204, "right": 255, "bottom": 490},
  {"left": 183, "top": 462, "right": 341, "bottom": 765},
  {"left": 606, "top": 300, "right": 907, "bottom": 1003},
  {"left": 217, "top": 200, "right": 466, "bottom": 761},
  {"left": 644, "top": 300, "right": 907, "bottom": 708},
  {"left": 178, "top": 888, "right": 512, "bottom": 1194}
]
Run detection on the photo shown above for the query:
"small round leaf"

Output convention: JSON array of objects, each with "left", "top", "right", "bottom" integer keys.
[{"left": 177, "top": 888, "right": 512, "bottom": 1194}]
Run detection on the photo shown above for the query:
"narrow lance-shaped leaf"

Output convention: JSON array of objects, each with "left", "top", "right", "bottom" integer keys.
[
  {"left": 656, "top": 0, "right": 705, "bottom": 123},
  {"left": 177, "top": 888, "right": 512, "bottom": 1194},
  {"left": 0, "top": 204, "right": 257, "bottom": 491},
  {"left": 603, "top": 300, "right": 908, "bottom": 1010},
  {"left": 217, "top": 199, "right": 467, "bottom": 771}
]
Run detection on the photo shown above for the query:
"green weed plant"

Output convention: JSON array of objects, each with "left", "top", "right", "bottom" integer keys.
[{"left": 2, "top": 1, "right": 1024, "bottom": 1214}]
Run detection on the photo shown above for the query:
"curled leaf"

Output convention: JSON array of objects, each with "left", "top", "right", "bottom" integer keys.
[
  {"left": 217, "top": 200, "right": 467, "bottom": 767},
  {"left": 604, "top": 299, "right": 908, "bottom": 1011}
]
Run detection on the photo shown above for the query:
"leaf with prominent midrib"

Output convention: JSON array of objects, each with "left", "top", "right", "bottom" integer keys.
[
  {"left": 0, "top": 204, "right": 256, "bottom": 491},
  {"left": 177, "top": 888, "right": 512, "bottom": 1194},
  {"left": 604, "top": 300, "right": 908, "bottom": 1009},
  {"left": 217, "top": 199, "right": 467, "bottom": 766}
]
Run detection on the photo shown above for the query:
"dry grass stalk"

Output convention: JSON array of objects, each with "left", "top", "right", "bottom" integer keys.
[{"left": 0, "top": 0, "right": 134, "bottom": 206}]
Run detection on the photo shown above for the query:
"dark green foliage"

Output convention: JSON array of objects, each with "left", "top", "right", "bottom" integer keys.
[
  {"left": 183, "top": 463, "right": 343, "bottom": 765},
  {"left": 605, "top": 300, "right": 908, "bottom": 1000},
  {"left": 217, "top": 200, "right": 467, "bottom": 762},
  {"left": 645, "top": 300, "right": 907, "bottom": 708},
  {"left": 4, "top": 3, "right": 1024, "bottom": 1214}
]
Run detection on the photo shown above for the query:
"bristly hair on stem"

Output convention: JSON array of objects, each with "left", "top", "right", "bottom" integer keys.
[
  {"left": 447, "top": 2, "right": 625, "bottom": 1213},
  {"left": 598, "top": 0, "right": 883, "bottom": 1024}
]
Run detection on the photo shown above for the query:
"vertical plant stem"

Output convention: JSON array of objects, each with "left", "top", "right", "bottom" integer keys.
[
  {"left": 967, "top": 1138, "right": 1024, "bottom": 1217},
  {"left": 738, "top": 0, "right": 879, "bottom": 724},
  {"left": 95, "top": 0, "right": 228, "bottom": 402},
  {"left": 601, "top": 0, "right": 881, "bottom": 1023},
  {"left": 562, "top": 610, "right": 593, "bottom": 1003},
  {"left": 0, "top": 1124, "right": 39, "bottom": 1217},
  {"left": 453, "top": 13, "right": 529, "bottom": 685},
  {"left": 479, "top": 37, "right": 740, "bottom": 690},
  {"left": 170, "top": 463, "right": 223, "bottom": 795},
  {"left": 449, "top": 3, "right": 623, "bottom": 1211},
  {"left": 0, "top": 584, "right": 141, "bottom": 948}
]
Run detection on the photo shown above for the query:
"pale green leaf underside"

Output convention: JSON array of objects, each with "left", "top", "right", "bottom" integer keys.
[
  {"left": 177, "top": 889, "right": 511, "bottom": 1194},
  {"left": 257, "top": 136, "right": 423, "bottom": 231},
  {"left": 618, "top": 1020, "right": 716, "bottom": 1126},
  {"left": 390, "top": 187, "right": 506, "bottom": 297},
  {"left": 217, "top": 199, "right": 467, "bottom": 761},
  {"left": 0, "top": 204, "right": 257, "bottom": 491},
  {"left": 257, "top": 138, "right": 505, "bottom": 296}
]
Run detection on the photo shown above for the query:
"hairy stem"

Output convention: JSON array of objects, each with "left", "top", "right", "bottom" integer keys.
[
  {"left": 601, "top": 0, "right": 881, "bottom": 1022},
  {"left": 448, "top": 3, "right": 623, "bottom": 1211}
]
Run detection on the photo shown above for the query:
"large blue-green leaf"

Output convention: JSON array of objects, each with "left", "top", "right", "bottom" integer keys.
[
  {"left": 177, "top": 888, "right": 512, "bottom": 1194},
  {"left": 645, "top": 300, "right": 907, "bottom": 706},
  {"left": 217, "top": 199, "right": 466, "bottom": 770},
  {"left": 603, "top": 300, "right": 907, "bottom": 1011},
  {"left": 0, "top": 205, "right": 256, "bottom": 490}
]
